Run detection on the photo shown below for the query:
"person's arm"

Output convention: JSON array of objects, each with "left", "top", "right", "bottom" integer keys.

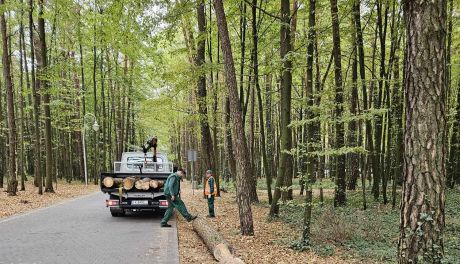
[{"left": 169, "top": 177, "right": 176, "bottom": 199}]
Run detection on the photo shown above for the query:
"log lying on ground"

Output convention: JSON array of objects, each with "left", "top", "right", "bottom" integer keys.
[
  {"left": 123, "top": 177, "right": 136, "bottom": 190},
  {"left": 192, "top": 216, "right": 244, "bottom": 264},
  {"left": 102, "top": 177, "right": 124, "bottom": 188}
]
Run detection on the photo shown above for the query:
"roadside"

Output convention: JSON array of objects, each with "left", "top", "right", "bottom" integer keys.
[
  {"left": 0, "top": 179, "right": 99, "bottom": 219},
  {"left": 177, "top": 181, "right": 355, "bottom": 264}
]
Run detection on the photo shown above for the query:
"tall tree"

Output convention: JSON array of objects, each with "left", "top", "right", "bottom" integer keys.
[
  {"left": 270, "top": 0, "right": 294, "bottom": 217},
  {"left": 213, "top": 0, "right": 254, "bottom": 236},
  {"left": 38, "top": 0, "right": 54, "bottom": 192},
  {"left": 1, "top": 0, "right": 18, "bottom": 196},
  {"left": 29, "top": 0, "right": 42, "bottom": 194},
  {"left": 301, "top": 0, "right": 317, "bottom": 243},
  {"left": 330, "top": 0, "right": 346, "bottom": 206},
  {"left": 196, "top": 0, "right": 216, "bottom": 186},
  {"left": 398, "top": 0, "right": 447, "bottom": 262}
]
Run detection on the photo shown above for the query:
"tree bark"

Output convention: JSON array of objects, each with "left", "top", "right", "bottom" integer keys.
[
  {"left": 398, "top": 0, "right": 447, "bottom": 262},
  {"left": 301, "top": 0, "right": 317, "bottom": 243},
  {"left": 196, "top": 0, "right": 216, "bottom": 184},
  {"left": 1, "top": 0, "right": 18, "bottom": 195},
  {"left": 213, "top": 0, "right": 254, "bottom": 236},
  {"left": 29, "top": 0, "right": 42, "bottom": 194},
  {"left": 192, "top": 217, "right": 244, "bottom": 263},
  {"left": 18, "top": 4, "right": 26, "bottom": 191},
  {"left": 38, "top": 0, "right": 54, "bottom": 193},
  {"left": 270, "top": 0, "right": 294, "bottom": 217},
  {"left": 330, "top": 0, "right": 346, "bottom": 206}
]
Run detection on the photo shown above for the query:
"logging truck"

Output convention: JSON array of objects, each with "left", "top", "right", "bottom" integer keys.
[{"left": 100, "top": 152, "right": 174, "bottom": 217}]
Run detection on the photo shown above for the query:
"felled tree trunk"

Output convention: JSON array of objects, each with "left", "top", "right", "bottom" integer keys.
[{"left": 192, "top": 217, "right": 244, "bottom": 263}]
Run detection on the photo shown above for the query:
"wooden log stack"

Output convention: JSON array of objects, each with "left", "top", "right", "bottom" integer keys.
[
  {"left": 102, "top": 177, "right": 164, "bottom": 191},
  {"left": 192, "top": 216, "right": 244, "bottom": 264}
]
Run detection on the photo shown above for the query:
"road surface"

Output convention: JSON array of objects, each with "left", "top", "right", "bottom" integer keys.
[{"left": 0, "top": 192, "right": 179, "bottom": 264}]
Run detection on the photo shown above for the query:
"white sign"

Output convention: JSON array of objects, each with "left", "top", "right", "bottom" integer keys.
[{"left": 187, "top": 150, "right": 197, "bottom": 162}]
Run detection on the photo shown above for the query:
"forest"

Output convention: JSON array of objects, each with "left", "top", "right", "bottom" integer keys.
[{"left": 0, "top": 0, "right": 459, "bottom": 263}]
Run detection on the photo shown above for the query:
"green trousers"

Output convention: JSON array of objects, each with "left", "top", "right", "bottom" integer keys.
[
  {"left": 161, "top": 195, "right": 192, "bottom": 224},
  {"left": 207, "top": 196, "right": 215, "bottom": 216}
]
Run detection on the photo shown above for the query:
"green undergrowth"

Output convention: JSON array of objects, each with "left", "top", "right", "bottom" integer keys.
[{"left": 272, "top": 187, "right": 460, "bottom": 263}]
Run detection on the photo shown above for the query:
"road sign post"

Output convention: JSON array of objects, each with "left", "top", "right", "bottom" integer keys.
[{"left": 187, "top": 150, "right": 197, "bottom": 194}]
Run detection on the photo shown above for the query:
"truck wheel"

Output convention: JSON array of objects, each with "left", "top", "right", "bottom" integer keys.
[{"left": 110, "top": 208, "right": 125, "bottom": 217}]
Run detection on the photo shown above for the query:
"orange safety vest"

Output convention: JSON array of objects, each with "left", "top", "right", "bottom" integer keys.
[{"left": 204, "top": 176, "right": 217, "bottom": 195}]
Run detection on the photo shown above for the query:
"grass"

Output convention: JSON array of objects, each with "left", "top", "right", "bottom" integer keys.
[{"left": 273, "top": 184, "right": 460, "bottom": 264}]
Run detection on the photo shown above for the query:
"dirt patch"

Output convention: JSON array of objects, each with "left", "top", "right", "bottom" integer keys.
[
  {"left": 0, "top": 180, "right": 99, "bottom": 219},
  {"left": 177, "top": 181, "right": 356, "bottom": 264}
]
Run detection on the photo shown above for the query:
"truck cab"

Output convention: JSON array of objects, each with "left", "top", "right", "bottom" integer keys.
[{"left": 100, "top": 152, "right": 173, "bottom": 217}]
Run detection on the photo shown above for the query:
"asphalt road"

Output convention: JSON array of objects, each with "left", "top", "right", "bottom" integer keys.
[{"left": 0, "top": 192, "right": 179, "bottom": 264}]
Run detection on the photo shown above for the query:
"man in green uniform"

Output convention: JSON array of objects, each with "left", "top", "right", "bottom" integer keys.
[{"left": 161, "top": 168, "right": 197, "bottom": 227}]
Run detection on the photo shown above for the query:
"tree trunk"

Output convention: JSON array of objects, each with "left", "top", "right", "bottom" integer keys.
[
  {"left": 239, "top": 2, "right": 247, "bottom": 122},
  {"left": 330, "top": 0, "right": 346, "bottom": 206},
  {"left": 38, "top": 0, "right": 54, "bottom": 193},
  {"left": 347, "top": 12, "right": 359, "bottom": 191},
  {"left": 196, "top": 0, "right": 216, "bottom": 183},
  {"left": 265, "top": 73, "right": 273, "bottom": 204},
  {"left": 29, "top": 0, "right": 42, "bottom": 194},
  {"left": 192, "top": 217, "right": 244, "bottom": 263},
  {"left": 1, "top": 0, "right": 18, "bottom": 196},
  {"left": 270, "top": 0, "right": 294, "bottom": 217},
  {"left": 301, "top": 0, "right": 317, "bottom": 243},
  {"left": 213, "top": 0, "right": 254, "bottom": 236},
  {"left": 398, "top": 0, "right": 447, "bottom": 262},
  {"left": 18, "top": 5, "right": 26, "bottom": 191}
]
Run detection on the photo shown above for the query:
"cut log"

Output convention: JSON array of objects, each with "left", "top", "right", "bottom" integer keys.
[
  {"left": 123, "top": 177, "right": 135, "bottom": 190},
  {"left": 192, "top": 216, "right": 244, "bottom": 264},
  {"left": 103, "top": 177, "right": 114, "bottom": 188},
  {"left": 149, "top": 180, "right": 164, "bottom": 189},
  {"left": 150, "top": 180, "right": 159, "bottom": 189},
  {"left": 142, "top": 181, "right": 150, "bottom": 190},
  {"left": 135, "top": 179, "right": 144, "bottom": 190}
]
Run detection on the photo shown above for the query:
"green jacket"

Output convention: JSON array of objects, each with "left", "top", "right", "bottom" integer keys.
[{"left": 164, "top": 173, "right": 181, "bottom": 196}]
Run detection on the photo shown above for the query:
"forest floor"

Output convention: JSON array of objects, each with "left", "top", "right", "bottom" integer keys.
[
  {"left": 177, "top": 180, "right": 358, "bottom": 264},
  {"left": 177, "top": 179, "right": 460, "bottom": 264},
  {"left": 0, "top": 178, "right": 99, "bottom": 219}
]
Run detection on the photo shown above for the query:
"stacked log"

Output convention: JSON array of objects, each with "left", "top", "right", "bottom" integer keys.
[
  {"left": 102, "top": 177, "right": 164, "bottom": 191},
  {"left": 149, "top": 180, "right": 164, "bottom": 189},
  {"left": 102, "top": 177, "right": 124, "bottom": 188},
  {"left": 123, "top": 177, "right": 136, "bottom": 190}
]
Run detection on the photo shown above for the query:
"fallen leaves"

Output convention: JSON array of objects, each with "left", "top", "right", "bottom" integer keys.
[
  {"left": 0, "top": 180, "right": 98, "bottom": 219},
  {"left": 177, "top": 181, "right": 356, "bottom": 264}
]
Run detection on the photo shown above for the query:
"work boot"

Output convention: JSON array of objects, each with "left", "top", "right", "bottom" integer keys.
[
  {"left": 161, "top": 223, "right": 172, "bottom": 227},
  {"left": 187, "top": 215, "right": 197, "bottom": 222}
]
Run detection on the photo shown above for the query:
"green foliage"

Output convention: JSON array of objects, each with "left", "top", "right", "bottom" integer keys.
[{"left": 275, "top": 188, "right": 460, "bottom": 263}]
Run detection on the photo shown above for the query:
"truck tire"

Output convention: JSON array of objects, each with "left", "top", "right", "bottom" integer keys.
[{"left": 110, "top": 208, "right": 125, "bottom": 217}]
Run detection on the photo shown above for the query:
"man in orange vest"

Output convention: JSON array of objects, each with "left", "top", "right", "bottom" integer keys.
[{"left": 204, "top": 169, "right": 217, "bottom": 217}]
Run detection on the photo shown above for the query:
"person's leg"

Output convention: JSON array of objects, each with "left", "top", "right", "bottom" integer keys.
[
  {"left": 161, "top": 196, "right": 174, "bottom": 226},
  {"left": 208, "top": 196, "right": 215, "bottom": 217},
  {"left": 172, "top": 197, "right": 194, "bottom": 221}
]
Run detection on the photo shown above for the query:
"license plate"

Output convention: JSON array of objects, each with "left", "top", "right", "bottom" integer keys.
[{"left": 132, "top": 200, "right": 148, "bottom": 205}]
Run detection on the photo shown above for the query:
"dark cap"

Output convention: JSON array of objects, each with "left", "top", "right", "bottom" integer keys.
[{"left": 206, "top": 169, "right": 213, "bottom": 174}]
